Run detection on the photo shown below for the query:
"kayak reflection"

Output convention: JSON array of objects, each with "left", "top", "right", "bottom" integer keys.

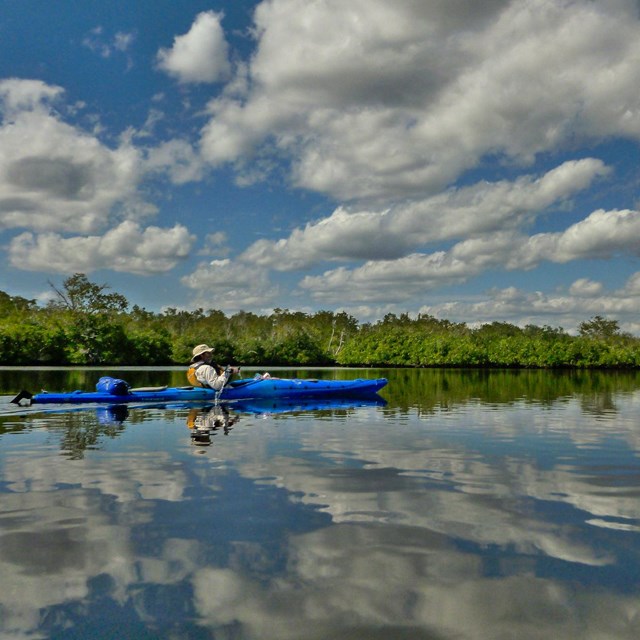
[
  {"left": 186, "top": 404, "right": 239, "bottom": 446},
  {"left": 185, "top": 395, "right": 386, "bottom": 446},
  {"left": 0, "top": 395, "right": 386, "bottom": 456},
  {"left": 228, "top": 395, "right": 387, "bottom": 415}
]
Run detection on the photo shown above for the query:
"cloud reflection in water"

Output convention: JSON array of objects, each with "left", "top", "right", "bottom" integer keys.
[{"left": 0, "top": 386, "right": 639, "bottom": 639}]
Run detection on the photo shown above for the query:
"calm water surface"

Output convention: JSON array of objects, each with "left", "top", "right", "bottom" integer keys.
[{"left": 0, "top": 367, "right": 639, "bottom": 639}]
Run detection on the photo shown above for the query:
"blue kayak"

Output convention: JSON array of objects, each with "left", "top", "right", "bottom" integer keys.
[{"left": 12, "top": 376, "right": 388, "bottom": 405}]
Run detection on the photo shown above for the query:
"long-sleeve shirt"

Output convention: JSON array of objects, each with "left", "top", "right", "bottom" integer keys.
[{"left": 192, "top": 363, "right": 230, "bottom": 391}]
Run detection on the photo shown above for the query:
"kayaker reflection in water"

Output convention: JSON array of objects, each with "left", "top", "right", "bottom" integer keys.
[
  {"left": 187, "top": 405, "right": 239, "bottom": 446},
  {"left": 187, "top": 344, "right": 240, "bottom": 390}
]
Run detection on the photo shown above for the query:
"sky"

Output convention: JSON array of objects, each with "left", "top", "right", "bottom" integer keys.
[{"left": 1, "top": 0, "right": 640, "bottom": 333}]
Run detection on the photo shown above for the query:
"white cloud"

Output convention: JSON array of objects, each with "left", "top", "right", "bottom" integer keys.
[
  {"left": 418, "top": 274, "right": 640, "bottom": 333},
  {"left": 157, "top": 11, "right": 231, "bottom": 84},
  {"left": 4, "top": 2, "right": 640, "bottom": 329},
  {"left": 622, "top": 271, "right": 640, "bottom": 295},
  {"left": 198, "top": 232, "right": 229, "bottom": 257},
  {"left": 193, "top": 0, "right": 640, "bottom": 329},
  {"left": 144, "top": 139, "right": 205, "bottom": 184},
  {"left": 241, "top": 159, "right": 610, "bottom": 270},
  {"left": 82, "top": 27, "right": 136, "bottom": 59},
  {"left": 300, "top": 253, "right": 469, "bottom": 304},
  {"left": 114, "top": 31, "right": 135, "bottom": 53},
  {"left": 569, "top": 279, "right": 604, "bottom": 297},
  {"left": 181, "top": 258, "right": 280, "bottom": 311},
  {"left": 0, "top": 78, "right": 213, "bottom": 280},
  {"left": 0, "top": 81, "right": 149, "bottom": 234},
  {"left": 512, "top": 209, "right": 640, "bottom": 268},
  {"left": 0, "top": 78, "right": 63, "bottom": 113},
  {"left": 199, "top": 0, "right": 640, "bottom": 202},
  {"left": 9, "top": 221, "right": 195, "bottom": 275},
  {"left": 299, "top": 207, "right": 640, "bottom": 308}
]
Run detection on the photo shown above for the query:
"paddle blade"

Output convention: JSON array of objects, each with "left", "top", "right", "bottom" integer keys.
[{"left": 10, "top": 390, "right": 33, "bottom": 405}]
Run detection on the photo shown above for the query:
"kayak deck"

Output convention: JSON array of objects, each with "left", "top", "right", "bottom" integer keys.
[{"left": 17, "top": 376, "right": 388, "bottom": 405}]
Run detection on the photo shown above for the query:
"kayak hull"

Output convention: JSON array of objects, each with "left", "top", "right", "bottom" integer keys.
[{"left": 26, "top": 377, "right": 388, "bottom": 405}]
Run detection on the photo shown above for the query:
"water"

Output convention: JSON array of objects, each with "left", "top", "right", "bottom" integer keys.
[{"left": 1, "top": 368, "right": 639, "bottom": 639}]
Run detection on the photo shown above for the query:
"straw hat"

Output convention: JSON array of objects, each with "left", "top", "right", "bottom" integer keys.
[{"left": 191, "top": 344, "right": 214, "bottom": 362}]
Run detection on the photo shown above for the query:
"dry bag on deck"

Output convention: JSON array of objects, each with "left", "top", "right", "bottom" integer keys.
[{"left": 96, "top": 376, "right": 131, "bottom": 396}]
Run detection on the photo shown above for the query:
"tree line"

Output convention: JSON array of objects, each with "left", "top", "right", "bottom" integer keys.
[{"left": 1, "top": 273, "right": 639, "bottom": 368}]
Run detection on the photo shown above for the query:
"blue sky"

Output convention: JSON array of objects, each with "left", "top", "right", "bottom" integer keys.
[{"left": 1, "top": 0, "right": 640, "bottom": 333}]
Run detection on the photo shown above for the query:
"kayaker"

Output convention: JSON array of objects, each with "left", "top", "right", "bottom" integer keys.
[{"left": 187, "top": 344, "right": 239, "bottom": 390}]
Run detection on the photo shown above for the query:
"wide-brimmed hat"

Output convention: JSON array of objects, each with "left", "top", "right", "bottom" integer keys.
[{"left": 191, "top": 344, "right": 214, "bottom": 362}]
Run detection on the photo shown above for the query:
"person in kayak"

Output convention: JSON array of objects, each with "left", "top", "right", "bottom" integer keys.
[{"left": 187, "top": 344, "right": 239, "bottom": 390}]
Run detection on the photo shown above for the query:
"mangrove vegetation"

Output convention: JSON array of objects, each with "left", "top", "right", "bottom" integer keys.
[{"left": 1, "top": 274, "right": 640, "bottom": 368}]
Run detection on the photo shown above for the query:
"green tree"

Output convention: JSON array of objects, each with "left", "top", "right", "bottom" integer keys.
[
  {"left": 0, "top": 291, "right": 37, "bottom": 315},
  {"left": 48, "top": 273, "right": 128, "bottom": 314},
  {"left": 46, "top": 274, "right": 130, "bottom": 364},
  {"left": 266, "top": 329, "right": 330, "bottom": 365},
  {"left": 578, "top": 315, "right": 621, "bottom": 339}
]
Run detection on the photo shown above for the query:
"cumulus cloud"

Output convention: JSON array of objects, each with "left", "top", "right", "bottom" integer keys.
[
  {"left": 0, "top": 78, "right": 63, "bottom": 112},
  {"left": 300, "top": 253, "right": 468, "bottom": 304},
  {"left": 0, "top": 80, "right": 148, "bottom": 234},
  {"left": 199, "top": 0, "right": 640, "bottom": 202},
  {"left": 508, "top": 209, "right": 640, "bottom": 268},
  {"left": 0, "top": 78, "right": 211, "bottom": 278},
  {"left": 193, "top": 0, "right": 640, "bottom": 327},
  {"left": 418, "top": 271, "right": 640, "bottom": 331},
  {"left": 299, "top": 208, "right": 640, "bottom": 307},
  {"left": 156, "top": 11, "right": 231, "bottom": 84},
  {"left": 5, "top": 2, "right": 640, "bottom": 327},
  {"left": 569, "top": 278, "right": 604, "bottom": 297},
  {"left": 241, "top": 159, "right": 610, "bottom": 270},
  {"left": 144, "top": 139, "right": 205, "bottom": 184},
  {"left": 343, "top": 271, "right": 640, "bottom": 333},
  {"left": 197, "top": 232, "right": 230, "bottom": 257},
  {"left": 181, "top": 259, "right": 280, "bottom": 310},
  {"left": 9, "top": 221, "right": 195, "bottom": 275}
]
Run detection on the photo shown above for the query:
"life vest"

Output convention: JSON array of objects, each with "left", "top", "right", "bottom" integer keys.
[{"left": 187, "top": 362, "right": 207, "bottom": 388}]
